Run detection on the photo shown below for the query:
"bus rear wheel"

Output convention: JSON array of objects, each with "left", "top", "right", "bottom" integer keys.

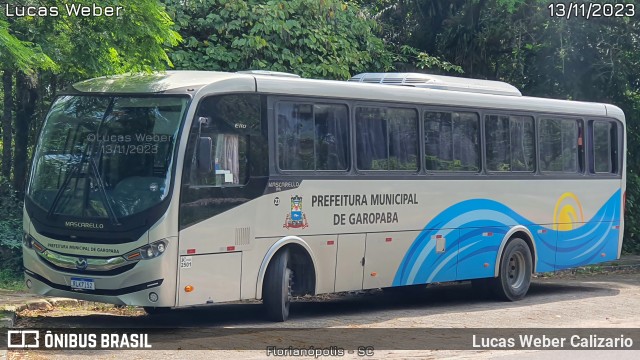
[
  {"left": 492, "top": 238, "right": 532, "bottom": 301},
  {"left": 263, "top": 249, "right": 293, "bottom": 322}
]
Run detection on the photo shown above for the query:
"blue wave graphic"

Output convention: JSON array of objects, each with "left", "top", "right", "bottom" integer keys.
[{"left": 393, "top": 190, "right": 621, "bottom": 285}]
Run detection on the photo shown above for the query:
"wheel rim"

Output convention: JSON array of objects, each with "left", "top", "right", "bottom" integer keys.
[{"left": 507, "top": 252, "right": 526, "bottom": 289}]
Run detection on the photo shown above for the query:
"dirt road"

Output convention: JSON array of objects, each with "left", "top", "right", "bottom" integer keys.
[{"left": 4, "top": 270, "right": 640, "bottom": 359}]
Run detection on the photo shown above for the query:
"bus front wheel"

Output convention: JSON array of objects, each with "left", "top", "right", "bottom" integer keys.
[
  {"left": 263, "top": 249, "right": 293, "bottom": 322},
  {"left": 492, "top": 238, "right": 532, "bottom": 301}
]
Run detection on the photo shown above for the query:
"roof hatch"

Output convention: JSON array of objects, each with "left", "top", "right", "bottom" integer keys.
[{"left": 349, "top": 72, "right": 522, "bottom": 97}]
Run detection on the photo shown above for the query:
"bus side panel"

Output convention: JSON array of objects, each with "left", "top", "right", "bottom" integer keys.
[
  {"left": 392, "top": 229, "right": 458, "bottom": 286},
  {"left": 555, "top": 227, "right": 620, "bottom": 271},
  {"left": 533, "top": 229, "right": 558, "bottom": 273},
  {"left": 456, "top": 225, "right": 509, "bottom": 281},
  {"left": 362, "top": 231, "right": 420, "bottom": 289},
  {"left": 553, "top": 189, "right": 622, "bottom": 270},
  {"left": 241, "top": 237, "right": 278, "bottom": 300},
  {"left": 303, "top": 235, "right": 337, "bottom": 294},
  {"left": 177, "top": 252, "right": 242, "bottom": 306}
]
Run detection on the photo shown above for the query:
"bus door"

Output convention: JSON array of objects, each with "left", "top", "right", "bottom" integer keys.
[{"left": 334, "top": 233, "right": 366, "bottom": 292}]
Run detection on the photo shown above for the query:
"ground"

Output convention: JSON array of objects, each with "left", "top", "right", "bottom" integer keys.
[{"left": 2, "top": 269, "right": 639, "bottom": 359}]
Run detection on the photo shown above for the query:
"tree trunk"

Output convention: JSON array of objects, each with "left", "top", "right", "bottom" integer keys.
[
  {"left": 2, "top": 70, "right": 13, "bottom": 179},
  {"left": 13, "top": 71, "right": 38, "bottom": 193}
]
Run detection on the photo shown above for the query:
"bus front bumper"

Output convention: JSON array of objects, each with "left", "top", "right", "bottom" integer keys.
[
  {"left": 22, "top": 243, "right": 178, "bottom": 307},
  {"left": 23, "top": 268, "right": 168, "bottom": 306}
]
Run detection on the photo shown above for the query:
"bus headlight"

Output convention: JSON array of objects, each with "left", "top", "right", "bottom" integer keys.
[
  {"left": 23, "top": 233, "right": 45, "bottom": 253},
  {"left": 124, "top": 239, "right": 168, "bottom": 261},
  {"left": 22, "top": 232, "right": 33, "bottom": 248}
]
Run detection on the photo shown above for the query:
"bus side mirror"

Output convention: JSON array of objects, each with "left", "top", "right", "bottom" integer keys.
[{"left": 197, "top": 137, "right": 213, "bottom": 172}]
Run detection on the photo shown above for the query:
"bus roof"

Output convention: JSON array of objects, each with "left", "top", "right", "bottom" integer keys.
[
  {"left": 71, "top": 70, "right": 625, "bottom": 123},
  {"left": 71, "top": 71, "right": 250, "bottom": 94}
]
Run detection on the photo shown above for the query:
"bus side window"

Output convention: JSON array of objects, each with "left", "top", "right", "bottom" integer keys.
[
  {"left": 592, "top": 120, "right": 618, "bottom": 174},
  {"left": 356, "top": 106, "right": 418, "bottom": 171},
  {"left": 276, "top": 102, "right": 349, "bottom": 171},
  {"left": 179, "top": 94, "right": 264, "bottom": 229},
  {"left": 539, "top": 118, "right": 581, "bottom": 173},
  {"left": 424, "top": 111, "right": 480, "bottom": 172},
  {"left": 185, "top": 94, "right": 261, "bottom": 187},
  {"left": 485, "top": 114, "right": 534, "bottom": 172},
  {"left": 194, "top": 134, "right": 243, "bottom": 185}
]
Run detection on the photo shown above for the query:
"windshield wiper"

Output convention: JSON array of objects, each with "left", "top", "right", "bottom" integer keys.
[
  {"left": 47, "top": 145, "right": 90, "bottom": 219},
  {"left": 47, "top": 148, "right": 121, "bottom": 226},
  {"left": 47, "top": 98, "right": 121, "bottom": 226},
  {"left": 88, "top": 140, "right": 120, "bottom": 225}
]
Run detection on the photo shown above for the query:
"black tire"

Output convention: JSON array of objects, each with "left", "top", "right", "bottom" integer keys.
[
  {"left": 143, "top": 306, "right": 171, "bottom": 315},
  {"left": 263, "top": 249, "right": 293, "bottom": 322},
  {"left": 491, "top": 238, "right": 532, "bottom": 301}
]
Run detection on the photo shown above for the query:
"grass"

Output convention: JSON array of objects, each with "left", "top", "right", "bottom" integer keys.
[
  {"left": 0, "top": 268, "right": 25, "bottom": 291},
  {"left": 0, "top": 309, "right": 14, "bottom": 324},
  {"left": 573, "top": 265, "right": 604, "bottom": 274},
  {"left": 539, "top": 263, "right": 640, "bottom": 278},
  {"left": 51, "top": 303, "right": 142, "bottom": 315}
]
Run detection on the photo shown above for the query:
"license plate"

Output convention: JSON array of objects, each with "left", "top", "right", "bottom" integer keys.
[{"left": 70, "top": 277, "right": 95, "bottom": 291}]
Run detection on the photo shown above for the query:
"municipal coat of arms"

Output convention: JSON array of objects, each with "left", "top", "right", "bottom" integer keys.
[{"left": 283, "top": 195, "right": 309, "bottom": 229}]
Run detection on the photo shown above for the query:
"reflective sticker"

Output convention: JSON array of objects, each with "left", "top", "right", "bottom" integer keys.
[{"left": 180, "top": 256, "right": 192, "bottom": 269}]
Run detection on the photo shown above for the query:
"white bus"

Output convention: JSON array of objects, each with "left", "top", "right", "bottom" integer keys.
[{"left": 23, "top": 71, "right": 625, "bottom": 321}]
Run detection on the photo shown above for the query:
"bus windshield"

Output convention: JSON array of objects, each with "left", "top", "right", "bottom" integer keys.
[{"left": 27, "top": 95, "right": 188, "bottom": 221}]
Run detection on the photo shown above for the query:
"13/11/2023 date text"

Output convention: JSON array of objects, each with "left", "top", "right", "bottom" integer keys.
[{"left": 548, "top": 2, "right": 635, "bottom": 19}]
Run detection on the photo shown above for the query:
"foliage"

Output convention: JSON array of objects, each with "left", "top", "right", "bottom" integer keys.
[
  {"left": 396, "top": 45, "right": 463, "bottom": 73},
  {"left": 623, "top": 171, "right": 640, "bottom": 253},
  {"left": 622, "top": 89, "right": 640, "bottom": 253},
  {"left": 425, "top": 156, "right": 479, "bottom": 172},
  {"left": 0, "top": 176, "right": 22, "bottom": 249},
  {"left": 0, "top": 19, "right": 56, "bottom": 73},
  {"left": 371, "top": 156, "right": 417, "bottom": 170},
  {"left": 165, "top": 0, "right": 395, "bottom": 79},
  {"left": 0, "top": 268, "right": 23, "bottom": 291},
  {"left": 0, "top": 176, "right": 24, "bottom": 281},
  {"left": 3, "top": 0, "right": 181, "bottom": 77},
  {"left": 2, "top": 0, "right": 182, "bottom": 193}
]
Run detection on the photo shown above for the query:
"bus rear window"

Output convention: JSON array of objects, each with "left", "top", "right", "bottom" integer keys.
[{"left": 592, "top": 121, "right": 618, "bottom": 174}]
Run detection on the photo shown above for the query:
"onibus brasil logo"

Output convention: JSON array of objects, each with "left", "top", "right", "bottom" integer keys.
[{"left": 283, "top": 195, "right": 309, "bottom": 229}]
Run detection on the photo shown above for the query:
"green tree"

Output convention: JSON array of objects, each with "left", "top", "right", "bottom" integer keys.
[
  {"left": 1, "top": 0, "right": 181, "bottom": 192},
  {"left": 1, "top": 18, "right": 55, "bottom": 178},
  {"left": 0, "top": 19, "right": 54, "bottom": 72},
  {"left": 164, "top": 0, "right": 395, "bottom": 79},
  {"left": 0, "top": 1, "right": 181, "bottom": 280}
]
